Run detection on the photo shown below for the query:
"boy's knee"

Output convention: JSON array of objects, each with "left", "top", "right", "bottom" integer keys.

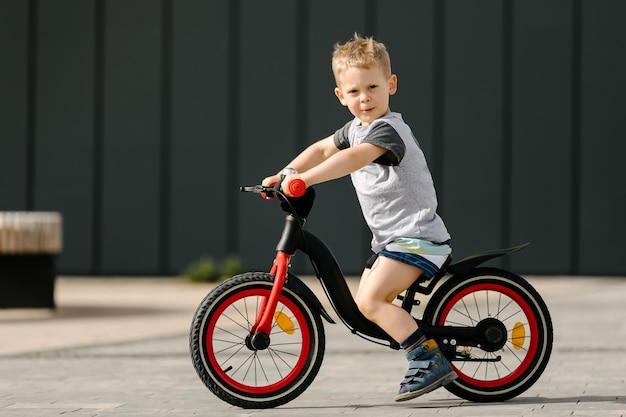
[{"left": 356, "top": 296, "right": 378, "bottom": 320}]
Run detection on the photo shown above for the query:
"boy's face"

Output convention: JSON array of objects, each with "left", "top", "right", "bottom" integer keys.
[{"left": 334, "top": 65, "right": 397, "bottom": 126}]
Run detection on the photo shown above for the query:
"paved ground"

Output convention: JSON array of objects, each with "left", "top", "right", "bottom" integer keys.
[{"left": 1, "top": 275, "right": 625, "bottom": 416}]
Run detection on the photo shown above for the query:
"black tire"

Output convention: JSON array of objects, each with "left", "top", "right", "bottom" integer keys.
[
  {"left": 189, "top": 272, "right": 325, "bottom": 409},
  {"left": 423, "top": 268, "right": 553, "bottom": 402}
]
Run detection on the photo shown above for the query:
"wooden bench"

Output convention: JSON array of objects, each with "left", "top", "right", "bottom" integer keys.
[{"left": 0, "top": 212, "right": 63, "bottom": 308}]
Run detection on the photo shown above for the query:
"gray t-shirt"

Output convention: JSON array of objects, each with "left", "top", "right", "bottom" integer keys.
[{"left": 333, "top": 112, "right": 450, "bottom": 253}]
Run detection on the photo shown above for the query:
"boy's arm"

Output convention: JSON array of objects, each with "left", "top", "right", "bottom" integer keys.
[
  {"left": 263, "top": 135, "right": 387, "bottom": 195},
  {"left": 299, "top": 142, "right": 386, "bottom": 187},
  {"left": 262, "top": 135, "right": 338, "bottom": 186},
  {"left": 286, "top": 135, "right": 339, "bottom": 173}
]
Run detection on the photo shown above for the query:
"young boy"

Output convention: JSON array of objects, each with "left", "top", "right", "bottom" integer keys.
[{"left": 263, "top": 34, "right": 457, "bottom": 402}]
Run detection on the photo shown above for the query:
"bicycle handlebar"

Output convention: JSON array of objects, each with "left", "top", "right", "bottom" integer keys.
[
  {"left": 239, "top": 185, "right": 267, "bottom": 194},
  {"left": 240, "top": 179, "right": 307, "bottom": 199},
  {"left": 241, "top": 181, "right": 315, "bottom": 219}
]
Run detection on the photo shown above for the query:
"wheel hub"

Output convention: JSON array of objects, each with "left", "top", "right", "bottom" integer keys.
[
  {"left": 248, "top": 332, "right": 270, "bottom": 350},
  {"left": 476, "top": 318, "right": 508, "bottom": 352}
]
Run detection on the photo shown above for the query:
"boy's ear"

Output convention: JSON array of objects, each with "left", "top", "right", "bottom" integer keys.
[
  {"left": 334, "top": 87, "right": 347, "bottom": 106},
  {"left": 389, "top": 74, "right": 398, "bottom": 95}
]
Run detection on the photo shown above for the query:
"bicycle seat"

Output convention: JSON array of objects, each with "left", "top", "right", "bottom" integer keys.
[{"left": 406, "top": 255, "right": 451, "bottom": 292}]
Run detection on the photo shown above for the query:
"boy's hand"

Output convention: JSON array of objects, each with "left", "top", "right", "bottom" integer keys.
[
  {"left": 262, "top": 174, "right": 281, "bottom": 187},
  {"left": 260, "top": 174, "right": 282, "bottom": 200},
  {"left": 282, "top": 174, "right": 304, "bottom": 197},
  {"left": 261, "top": 170, "right": 306, "bottom": 197}
]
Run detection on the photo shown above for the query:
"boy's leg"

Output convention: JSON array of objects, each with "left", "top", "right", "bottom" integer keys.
[
  {"left": 355, "top": 256, "right": 456, "bottom": 401},
  {"left": 354, "top": 255, "right": 422, "bottom": 342}
]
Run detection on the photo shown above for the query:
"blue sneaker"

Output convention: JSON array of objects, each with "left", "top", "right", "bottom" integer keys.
[{"left": 394, "top": 339, "right": 457, "bottom": 402}]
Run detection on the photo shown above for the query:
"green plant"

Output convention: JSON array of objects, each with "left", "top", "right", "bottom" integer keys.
[
  {"left": 180, "top": 255, "right": 244, "bottom": 283},
  {"left": 220, "top": 255, "right": 244, "bottom": 278}
]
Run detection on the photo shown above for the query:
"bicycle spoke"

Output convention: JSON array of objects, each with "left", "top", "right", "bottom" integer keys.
[
  {"left": 451, "top": 304, "right": 476, "bottom": 324},
  {"left": 231, "top": 351, "right": 256, "bottom": 379},
  {"left": 473, "top": 292, "right": 481, "bottom": 321},
  {"left": 219, "top": 310, "right": 252, "bottom": 332},
  {"left": 256, "top": 353, "right": 270, "bottom": 385},
  {"left": 214, "top": 325, "right": 246, "bottom": 341},
  {"left": 460, "top": 299, "right": 476, "bottom": 326},
  {"left": 213, "top": 339, "right": 245, "bottom": 357},
  {"left": 266, "top": 348, "right": 284, "bottom": 379},
  {"left": 495, "top": 299, "right": 515, "bottom": 319},
  {"left": 500, "top": 309, "right": 523, "bottom": 323}
]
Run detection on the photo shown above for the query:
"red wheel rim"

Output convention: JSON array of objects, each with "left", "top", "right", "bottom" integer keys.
[
  {"left": 205, "top": 287, "right": 312, "bottom": 394},
  {"left": 438, "top": 282, "right": 539, "bottom": 388}
]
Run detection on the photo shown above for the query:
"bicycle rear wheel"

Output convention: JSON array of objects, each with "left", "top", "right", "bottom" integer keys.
[
  {"left": 423, "top": 268, "right": 553, "bottom": 402},
  {"left": 189, "top": 272, "right": 325, "bottom": 409}
]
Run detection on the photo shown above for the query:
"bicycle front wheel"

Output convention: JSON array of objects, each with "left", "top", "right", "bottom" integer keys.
[
  {"left": 423, "top": 268, "right": 553, "bottom": 402},
  {"left": 189, "top": 272, "right": 325, "bottom": 409}
]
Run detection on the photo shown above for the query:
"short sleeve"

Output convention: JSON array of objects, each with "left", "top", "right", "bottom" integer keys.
[
  {"left": 363, "top": 122, "right": 406, "bottom": 165},
  {"left": 333, "top": 121, "right": 352, "bottom": 150}
]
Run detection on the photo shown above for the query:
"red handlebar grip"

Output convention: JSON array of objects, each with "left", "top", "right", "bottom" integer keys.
[{"left": 288, "top": 179, "right": 306, "bottom": 197}]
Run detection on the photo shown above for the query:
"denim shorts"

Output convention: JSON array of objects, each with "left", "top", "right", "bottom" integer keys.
[{"left": 365, "top": 240, "right": 451, "bottom": 280}]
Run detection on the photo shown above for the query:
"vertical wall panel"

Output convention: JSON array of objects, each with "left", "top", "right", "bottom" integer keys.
[
  {"left": 579, "top": 0, "right": 626, "bottom": 274},
  {"left": 169, "top": 0, "right": 229, "bottom": 273},
  {"left": 378, "top": 1, "right": 436, "bottom": 162},
  {"left": 509, "top": 0, "right": 573, "bottom": 273},
  {"left": 100, "top": 0, "right": 162, "bottom": 273},
  {"left": 0, "top": 2, "right": 28, "bottom": 209},
  {"left": 34, "top": 0, "right": 96, "bottom": 273},
  {"left": 305, "top": 0, "right": 369, "bottom": 273},
  {"left": 442, "top": 0, "right": 504, "bottom": 261},
  {"left": 237, "top": 1, "right": 298, "bottom": 271}
]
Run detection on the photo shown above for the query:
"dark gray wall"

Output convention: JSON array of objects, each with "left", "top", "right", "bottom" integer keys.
[{"left": 1, "top": 0, "right": 624, "bottom": 276}]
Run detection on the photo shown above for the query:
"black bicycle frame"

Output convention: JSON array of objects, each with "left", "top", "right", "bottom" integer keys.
[
  {"left": 275, "top": 214, "right": 389, "bottom": 340},
  {"left": 276, "top": 210, "right": 530, "bottom": 351}
]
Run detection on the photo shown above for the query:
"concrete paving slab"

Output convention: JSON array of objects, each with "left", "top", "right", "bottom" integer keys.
[{"left": 1, "top": 275, "right": 625, "bottom": 416}]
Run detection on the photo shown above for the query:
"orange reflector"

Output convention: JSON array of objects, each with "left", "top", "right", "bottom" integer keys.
[
  {"left": 511, "top": 322, "right": 525, "bottom": 350},
  {"left": 274, "top": 311, "right": 296, "bottom": 335}
]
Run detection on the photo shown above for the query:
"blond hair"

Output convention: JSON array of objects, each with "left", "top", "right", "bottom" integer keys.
[{"left": 331, "top": 33, "right": 392, "bottom": 83}]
